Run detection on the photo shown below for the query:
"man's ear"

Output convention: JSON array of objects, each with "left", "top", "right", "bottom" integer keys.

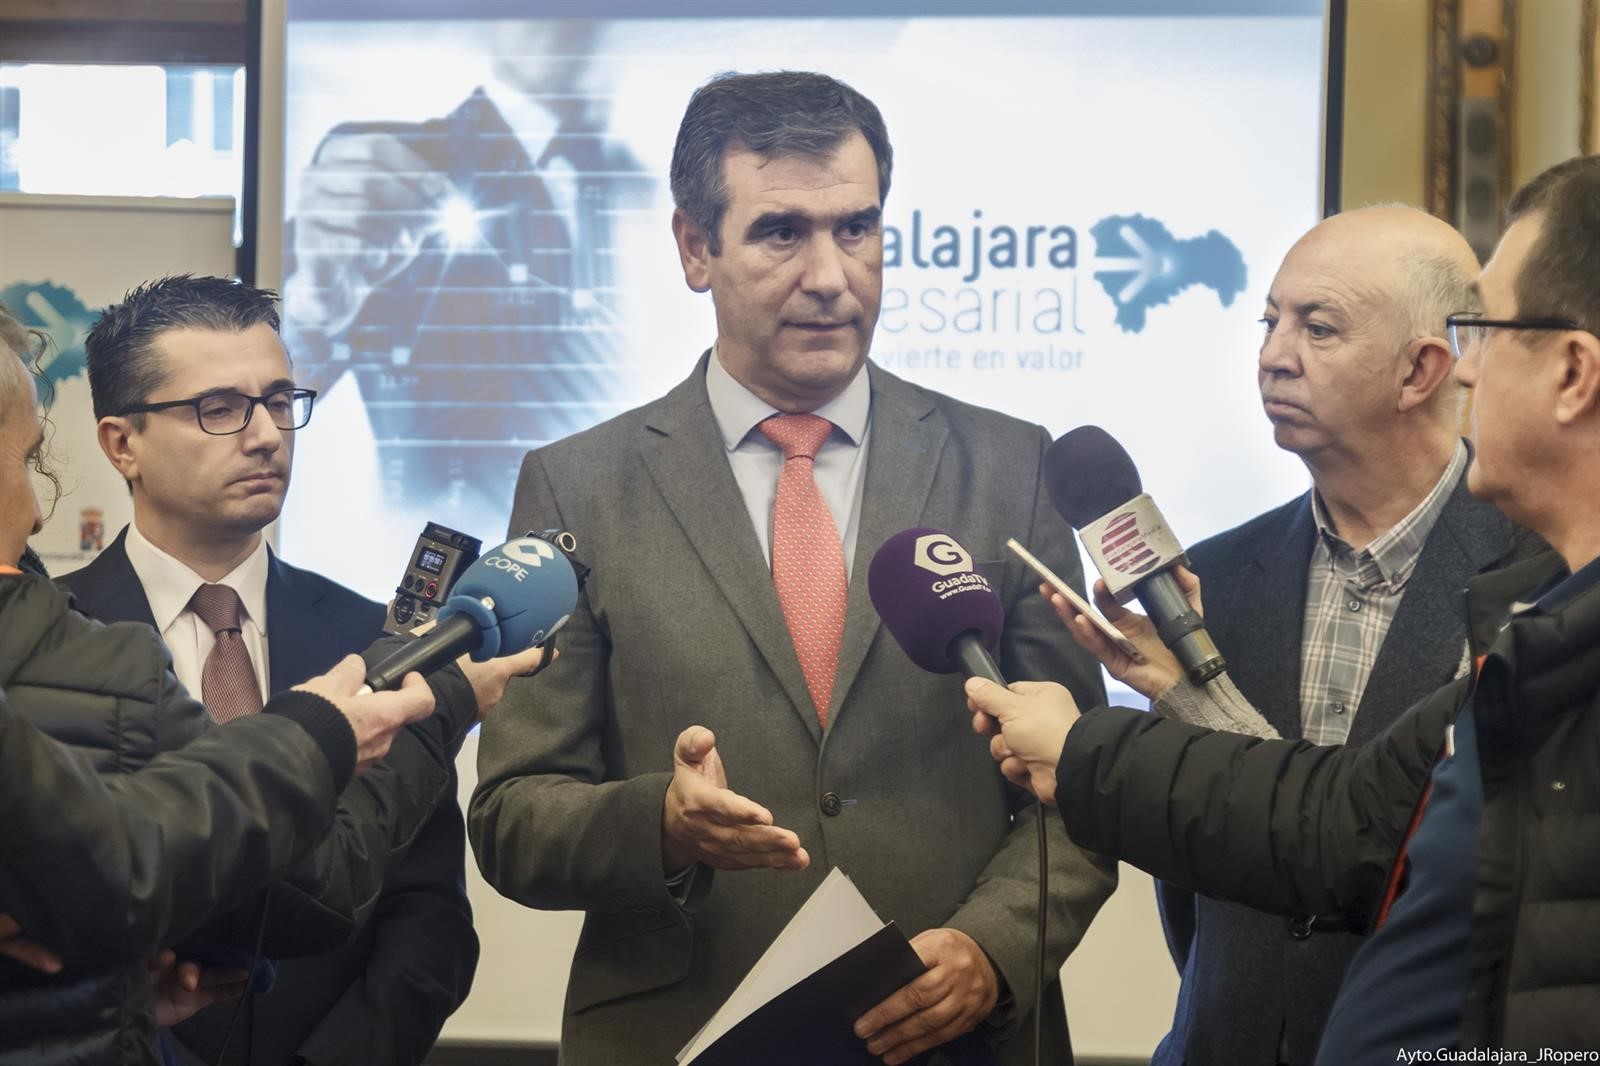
[
  {"left": 1554, "top": 330, "right": 1600, "bottom": 426},
  {"left": 1397, "top": 336, "right": 1456, "bottom": 414},
  {"left": 97, "top": 417, "right": 140, "bottom": 484},
  {"left": 671, "top": 208, "right": 713, "bottom": 293}
]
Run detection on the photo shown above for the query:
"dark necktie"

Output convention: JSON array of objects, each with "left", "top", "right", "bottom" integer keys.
[
  {"left": 758, "top": 414, "right": 848, "bottom": 727},
  {"left": 188, "top": 583, "right": 264, "bottom": 723}
]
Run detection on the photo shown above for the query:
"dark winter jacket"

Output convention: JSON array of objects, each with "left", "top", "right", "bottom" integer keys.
[
  {"left": 0, "top": 573, "right": 475, "bottom": 1065},
  {"left": 1058, "top": 550, "right": 1600, "bottom": 1052}
]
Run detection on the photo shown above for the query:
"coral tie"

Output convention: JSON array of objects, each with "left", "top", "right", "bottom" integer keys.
[
  {"left": 188, "top": 583, "right": 264, "bottom": 723},
  {"left": 759, "top": 414, "right": 848, "bottom": 727}
]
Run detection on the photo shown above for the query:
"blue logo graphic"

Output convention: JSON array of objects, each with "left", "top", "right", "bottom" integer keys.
[
  {"left": 0, "top": 281, "right": 96, "bottom": 397},
  {"left": 1089, "top": 216, "right": 1247, "bottom": 334}
]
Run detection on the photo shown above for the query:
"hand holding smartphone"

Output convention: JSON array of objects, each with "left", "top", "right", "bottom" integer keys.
[{"left": 1005, "top": 538, "right": 1144, "bottom": 662}]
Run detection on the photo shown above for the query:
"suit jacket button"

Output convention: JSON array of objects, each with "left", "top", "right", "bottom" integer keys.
[
  {"left": 1287, "top": 915, "right": 1315, "bottom": 939},
  {"left": 820, "top": 792, "right": 843, "bottom": 817}
]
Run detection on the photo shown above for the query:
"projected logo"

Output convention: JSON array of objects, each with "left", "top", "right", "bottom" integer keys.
[
  {"left": 1099, "top": 511, "right": 1162, "bottom": 576},
  {"left": 0, "top": 281, "right": 95, "bottom": 395},
  {"left": 1089, "top": 215, "right": 1248, "bottom": 334},
  {"left": 913, "top": 533, "right": 974, "bottom": 577}
]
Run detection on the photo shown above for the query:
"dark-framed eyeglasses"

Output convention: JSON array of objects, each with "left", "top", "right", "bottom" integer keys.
[
  {"left": 1445, "top": 312, "right": 1581, "bottom": 360},
  {"left": 116, "top": 387, "right": 318, "bottom": 436}
]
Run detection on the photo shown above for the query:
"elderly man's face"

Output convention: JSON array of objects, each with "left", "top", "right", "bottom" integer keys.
[
  {"left": 1255, "top": 232, "right": 1411, "bottom": 461},
  {"left": 0, "top": 363, "right": 45, "bottom": 567},
  {"left": 675, "top": 131, "right": 884, "bottom": 412}
]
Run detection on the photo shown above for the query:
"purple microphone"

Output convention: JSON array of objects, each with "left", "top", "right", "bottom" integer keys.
[{"left": 867, "top": 528, "right": 1006, "bottom": 684}]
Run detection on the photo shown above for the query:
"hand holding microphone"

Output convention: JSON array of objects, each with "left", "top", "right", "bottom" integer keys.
[
  {"left": 1044, "top": 425, "right": 1226, "bottom": 686},
  {"left": 301, "top": 534, "right": 580, "bottom": 771},
  {"left": 963, "top": 678, "right": 1081, "bottom": 809},
  {"left": 293, "top": 655, "right": 437, "bottom": 773},
  {"left": 362, "top": 534, "right": 580, "bottom": 714}
]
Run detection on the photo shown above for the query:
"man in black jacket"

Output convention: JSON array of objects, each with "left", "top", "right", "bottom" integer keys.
[
  {"left": 968, "top": 154, "right": 1600, "bottom": 1059},
  {"left": 60, "top": 275, "right": 477, "bottom": 1066},
  {"left": 0, "top": 301, "right": 543, "bottom": 1064}
]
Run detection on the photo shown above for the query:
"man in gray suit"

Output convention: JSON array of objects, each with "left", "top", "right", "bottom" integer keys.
[
  {"left": 468, "top": 71, "right": 1114, "bottom": 1065},
  {"left": 1148, "top": 206, "right": 1535, "bottom": 1066}
]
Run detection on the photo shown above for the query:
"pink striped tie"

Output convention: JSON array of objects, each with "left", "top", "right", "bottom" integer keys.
[
  {"left": 759, "top": 414, "right": 848, "bottom": 727},
  {"left": 188, "top": 583, "right": 264, "bottom": 723}
]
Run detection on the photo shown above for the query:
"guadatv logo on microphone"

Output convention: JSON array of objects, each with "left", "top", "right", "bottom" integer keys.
[{"left": 912, "top": 534, "right": 993, "bottom": 600}]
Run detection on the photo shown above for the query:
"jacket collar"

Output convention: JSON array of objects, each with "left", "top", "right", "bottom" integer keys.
[{"left": 638, "top": 353, "right": 945, "bottom": 741}]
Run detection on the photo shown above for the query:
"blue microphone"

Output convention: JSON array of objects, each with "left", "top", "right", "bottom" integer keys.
[{"left": 363, "top": 535, "right": 579, "bottom": 692}]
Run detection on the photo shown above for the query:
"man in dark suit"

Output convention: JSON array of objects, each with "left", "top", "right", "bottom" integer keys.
[
  {"left": 60, "top": 275, "right": 476, "bottom": 1066},
  {"left": 1149, "top": 206, "right": 1535, "bottom": 1066},
  {"left": 469, "top": 71, "right": 1116, "bottom": 1066}
]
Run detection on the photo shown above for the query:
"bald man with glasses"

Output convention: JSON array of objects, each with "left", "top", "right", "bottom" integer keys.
[{"left": 58, "top": 275, "right": 478, "bottom": 1066}]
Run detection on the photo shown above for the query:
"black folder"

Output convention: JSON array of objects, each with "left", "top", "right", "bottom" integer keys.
[{"left": 686, "top": 922, "right": 926, "bottom": 1065}]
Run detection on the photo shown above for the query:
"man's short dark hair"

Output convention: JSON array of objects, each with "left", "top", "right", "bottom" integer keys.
[
  {"left": 1504, "top": 155, "right": 1600, "bottom": 332},
  {"left": 669, "top": 70, "right": 893, "bottom": 256},
  {"left": 85, "top": 275, "right": 281, "bottom": 423}
]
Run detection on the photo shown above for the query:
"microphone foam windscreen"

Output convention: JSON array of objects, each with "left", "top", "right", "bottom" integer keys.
[
  {"left": 441, "top": 536, "right": 580, "bottom": 660},
  {"left": 1045, "top": 425, "right": 1144, "bottom": 529},
  {"left": 867, "top": 528, "right": 1005, "bottom": 674}
]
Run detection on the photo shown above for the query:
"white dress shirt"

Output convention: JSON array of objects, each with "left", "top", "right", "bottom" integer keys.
[
  {"left": 123, "top": 520, "right": 272, "bottom": 706},
  {"left": 704, "top": 349, "right": 873, "bottom": 578}
]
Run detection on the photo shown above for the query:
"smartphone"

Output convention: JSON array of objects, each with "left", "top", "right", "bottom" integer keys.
[{"left": 1005, "top": 537, "right": 1144, "bottom": 661}]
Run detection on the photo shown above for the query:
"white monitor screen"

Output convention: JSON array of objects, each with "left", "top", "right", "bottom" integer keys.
[{"left": 277, "top": 1, "right": 1327, "bottom": 600}]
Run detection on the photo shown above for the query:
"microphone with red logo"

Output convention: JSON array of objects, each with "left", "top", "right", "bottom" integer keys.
[
  {"left": 1044, "top": 426, "right": 1225, "bottom": 684},
  {"left": 867, "top": 528, "right": 1007, "bottom": 685}
]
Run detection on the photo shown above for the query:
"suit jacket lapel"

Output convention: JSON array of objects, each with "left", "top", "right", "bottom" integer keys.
[
  {"left": 827, "top": 364, "right": 946, "bottom": 727},
  {"left": 60, "top": 528, "right": 159, "bottom": 629},
  {"left": 1350, "top": 472, "right": 1510, "bottom": 744},
  {"left": 1239, "top": 496, "right": 1315, "bottom": 740},
  {"left": 265, "top": 551, "right": 334, "bottom": 694},
  {"left": 639, "top": 356, "right": 822, "bottom": 740}
]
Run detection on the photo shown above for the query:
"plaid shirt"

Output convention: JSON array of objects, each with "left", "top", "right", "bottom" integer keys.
[{"left": 1297, "top": 442, "right": 1469, "bottom": 745}]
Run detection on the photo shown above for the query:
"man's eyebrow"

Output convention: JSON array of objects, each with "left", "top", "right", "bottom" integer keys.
[
  {"left": 745, "top": 205, "right": 881, "bottom": 236},
  {"left": 182, "top": 378, "right": 298, "bottom": 400},
  {"left": 746, "top": 211, "right": 809, "bottom": 235},
  {"left": 1293, "top": 300, "right": 1348, "bottom": 323}
]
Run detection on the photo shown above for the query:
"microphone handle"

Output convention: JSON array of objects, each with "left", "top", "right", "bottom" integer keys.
[
  {"left": 949, "top": 631, "right": 1008, "bottom": 686},
  {"left": 364, "top": 613, "right": 481, "bottom": 692},
  {"left": 1134, "top": 570, "right": 1226, "bottom": 684}
]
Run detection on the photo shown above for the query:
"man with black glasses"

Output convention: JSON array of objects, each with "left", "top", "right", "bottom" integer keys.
[{"left": 59, "top": 275, "right": 477, "bottom": 1066}]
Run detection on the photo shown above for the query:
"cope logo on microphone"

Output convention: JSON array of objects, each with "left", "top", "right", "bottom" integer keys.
[
  {"left": 913, "top": 534, "right": 973, "bottom": 577},
  {"left": 484, "top": 537, "right": 560, "bottom": 583},
  {"left": 1100, "top": 511, "right": 1161, "bottom": 576}
]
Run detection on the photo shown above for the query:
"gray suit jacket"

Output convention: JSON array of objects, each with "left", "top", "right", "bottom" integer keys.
[
  {"left": 469, "top": 356, "right": 1115, "bottom": 1065},
  {"left": 1156, "top": 466, "right": 1537, "bottom": 1066}
]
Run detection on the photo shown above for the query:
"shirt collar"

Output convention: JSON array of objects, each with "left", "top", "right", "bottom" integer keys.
[
  {"left": 124, "top": 520, "right": 271, "bottom": 633},
  {"left": 703, "top": 346, "right": 870, "bottom": 451},
  {"left": 1310, "top": 440, "right": 1468, "bottom": 589}
]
